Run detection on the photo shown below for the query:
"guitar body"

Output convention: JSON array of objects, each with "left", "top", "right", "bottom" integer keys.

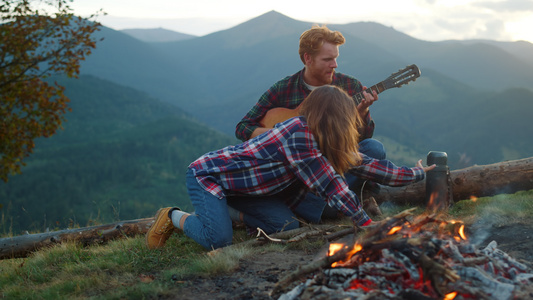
[
  {"left": 258, "top": 65, "right": 420, "bottom": 129},
  {"left": 259, "top": 106, "right": 300, "bottom": 128}
]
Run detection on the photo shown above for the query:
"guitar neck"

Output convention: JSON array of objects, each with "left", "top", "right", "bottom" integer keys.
[{"left": 353, "top": 82, "right": 387, "bottom": 102}]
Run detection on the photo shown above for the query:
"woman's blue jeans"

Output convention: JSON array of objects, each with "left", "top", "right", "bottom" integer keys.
[
  {"left": 183, "top": 169, "right": 299, "bottom": 250},
  {"left": 182, "top": 169, "right": 234, "bottom": 249}
]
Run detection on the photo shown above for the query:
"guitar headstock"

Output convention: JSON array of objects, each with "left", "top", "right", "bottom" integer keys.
[{"left": 382, "top": 64, "right": 421, "bottom": 90}]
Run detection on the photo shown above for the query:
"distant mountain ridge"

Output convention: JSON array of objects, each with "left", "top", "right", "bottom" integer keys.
[{"left": 121, "top": 28, "right": 196, "bottom": 42}]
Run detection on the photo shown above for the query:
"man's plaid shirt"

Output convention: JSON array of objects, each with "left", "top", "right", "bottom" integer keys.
[
  {"left": 235, "top": 68, "right": 375, "bottom": 141},
  {"left": 191, "top": 117, "right": 425, "bottom": 227}
]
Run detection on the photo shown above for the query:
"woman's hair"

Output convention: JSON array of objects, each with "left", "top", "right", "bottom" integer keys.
[
  {"left": 299, "top": 85, "right": 363, "bottom": 175},
  {"left": 299, "top": 25, "right": 345, "bottom": 64}
]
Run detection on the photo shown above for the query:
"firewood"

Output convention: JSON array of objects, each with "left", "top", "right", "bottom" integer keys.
[
  {"left": 276, "top": 208, "right": 533, "bottom": 300},
  {"left": 271, "top": 208, "right": 469, "bottom": 297},
  {"left": 270, "top": 236, "right": 360, "bottom": 297},
  {"left": 418, "top": 253, "right": 460, "bottom": 296}
]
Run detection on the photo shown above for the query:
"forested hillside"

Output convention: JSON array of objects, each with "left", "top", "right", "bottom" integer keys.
[{"left": 0, "top": 76, "right": 237, "bottom": 234}]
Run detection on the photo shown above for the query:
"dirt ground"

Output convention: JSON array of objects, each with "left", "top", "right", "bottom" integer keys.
[{"left": 170, "top": 219, "right": 533, "bottom": 300}]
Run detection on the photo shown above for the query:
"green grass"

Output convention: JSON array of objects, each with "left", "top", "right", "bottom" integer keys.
[
  {"left": 0, "top": 226, "right": 289, "bottom": 299},
  {"left": 450, "top": 189, "right": 533, "bottom": 225},
  {"left": 1, "top": 189, "right": 532, "bottom": 299}
]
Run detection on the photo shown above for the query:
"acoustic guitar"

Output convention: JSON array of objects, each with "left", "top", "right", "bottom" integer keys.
[{"left": 259, "top": 64, "right": 421, "bottom": 128}]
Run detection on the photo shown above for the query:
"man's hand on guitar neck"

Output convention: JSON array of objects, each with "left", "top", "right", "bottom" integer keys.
[{"left": 357, "top": 86, "right": 379, "bottom": 117}]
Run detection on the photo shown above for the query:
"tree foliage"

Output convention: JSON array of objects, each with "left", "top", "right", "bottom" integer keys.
[{"left": 0, "top": 0, "right": 102, "bottom": 182}]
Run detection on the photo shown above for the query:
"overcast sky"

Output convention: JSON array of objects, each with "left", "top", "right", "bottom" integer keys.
[{"left": 70, "top": 0, "right": 533, "bottom": 43}]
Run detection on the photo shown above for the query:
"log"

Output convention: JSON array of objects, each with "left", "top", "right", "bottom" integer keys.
[
  {"left": 374, "top": 156, "right": 533, "bottom": 206},
  {"left": 0, "top": 217, "right": 154, "bottom": 260}
]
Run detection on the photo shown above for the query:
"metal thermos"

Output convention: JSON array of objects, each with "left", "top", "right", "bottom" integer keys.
[{"left": 425, "top": 151, "right": 452, "bottom": 211}]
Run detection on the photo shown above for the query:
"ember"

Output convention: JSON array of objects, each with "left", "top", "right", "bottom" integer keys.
[
  {"left": 444, "top": 291, "right": 457, "bottom": 300},
  {"left": 276, "top": 208, "right": 533, "bottom": 300},
  {"left": 388, "top": 225, "right": 402, "bottom": 235}
]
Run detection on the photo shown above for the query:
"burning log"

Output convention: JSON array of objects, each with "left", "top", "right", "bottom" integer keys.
[
  {"left": 273, "top": 208, "right": 533, "bottom": 300},
  {"left": 374, "top": 156, "right": 533, "bottom": 205}
]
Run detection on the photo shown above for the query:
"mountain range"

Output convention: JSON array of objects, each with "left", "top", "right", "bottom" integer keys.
[
  {"left": 1, "top": 10, "right": 532, "bottom": 234},
  {"left": 81, "top": 10, "right": 533, "bottom": 166}
]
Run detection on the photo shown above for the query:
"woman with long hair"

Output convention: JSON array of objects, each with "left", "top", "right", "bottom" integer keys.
[{"left": 146, "top": 85, "right": 434, "bottom": 250}]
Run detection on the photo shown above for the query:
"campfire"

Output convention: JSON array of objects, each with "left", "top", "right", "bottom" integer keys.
[{"left": 274, "top": 208, "right": 533, "bottom": 300}]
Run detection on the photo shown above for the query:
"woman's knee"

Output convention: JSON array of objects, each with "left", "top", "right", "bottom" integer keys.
[
  {"left": 208, "top": 231, "right": 233, "bottom": 249},
  {"left": 199, "top": 224, "right": 233, "bottom": 249}
]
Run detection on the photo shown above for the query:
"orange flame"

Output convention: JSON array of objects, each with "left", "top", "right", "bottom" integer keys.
[
  {"left": 444, "top": 291, "right": 457, "bottom": 299},
  {"left": 470, "top": 195, "right": 478, "bottom": 202},
  {"left": 388, "top": 226, "right": 402, "bottom": 235},
  {"left": 448, "top": 221, "right": 467, "bottom": 241},
  {"left": 329, "top": 243, "right": 362, "bottom": 268},
  {"left": 329, "top": 243, "right": 343, "bottom": 256},
  {"left": 458, "top": 224, "right": 466, "bottom": 240},
  {"left": 352, "top": 243, "right": 362, "bottom": 254}
]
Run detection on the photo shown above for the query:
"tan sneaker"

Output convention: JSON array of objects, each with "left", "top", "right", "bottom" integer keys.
[{"left": 146, "top": 207, "right": 179, "bottom": 249}]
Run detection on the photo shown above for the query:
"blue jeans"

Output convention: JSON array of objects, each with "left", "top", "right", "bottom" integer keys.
[
  {"left": 293, "top": 138, "right": 386, "bottom": 222},
  {"left": 182, "top": 169, "right": 234, "bottom": 249},
  {"left": 227, "top": 194, "right": 300, "bottom": 234},
  {"left": 183, "top": 169, "right": 301, "bottom": 250}
]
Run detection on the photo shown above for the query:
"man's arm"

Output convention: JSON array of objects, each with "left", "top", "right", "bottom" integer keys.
[
  {"left": 235, "top": 91, "right": 274, "bottom": 141},
  {"left": 236, "top": 72, "right": 304, "bottom": 141}
]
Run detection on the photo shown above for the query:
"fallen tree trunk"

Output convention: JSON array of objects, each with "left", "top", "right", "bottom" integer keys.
[
  {"left": 374, "top": 156, "right": 533, "bottom": 206},
  {"left": 0, "top": 218, "right": 154, "bottom": 260}
]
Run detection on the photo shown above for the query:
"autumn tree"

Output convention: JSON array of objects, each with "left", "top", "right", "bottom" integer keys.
[{"left": 0, "top": 0, "right": 102, "bottom": 182}]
